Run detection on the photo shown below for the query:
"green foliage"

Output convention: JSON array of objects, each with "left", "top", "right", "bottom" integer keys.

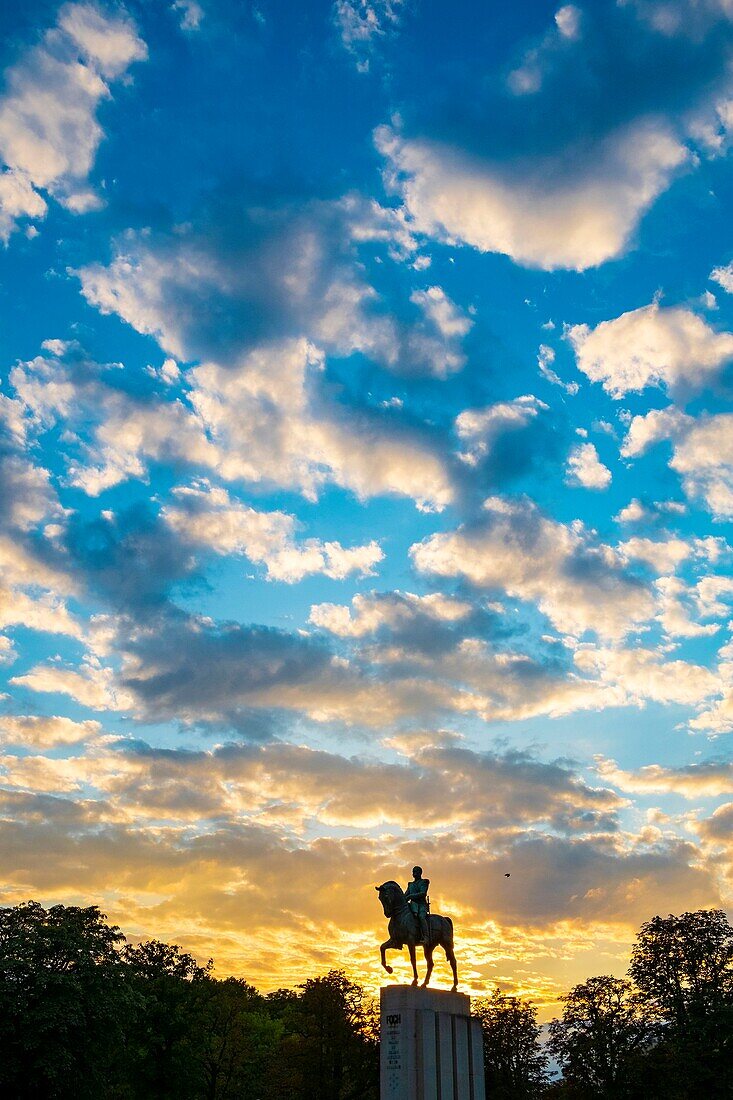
[
  {"left": 628, "top": 909, "right": 733, "bottom": 1098},
  {"left": 0, "top": 900, "right": 131, "bottom": 1098},
  {"left": 629, "top": 908, "right": 733, "bottom": 1025},
  {"left": 547, "top": 975, "right": 656, "bottom": 1098},
  {"left": 0, "top": 901, "right": 378, "bottom": 1099},
  {"left": 473, "top": 988, "right": 548, "bottom": 1098},
  {"left": 548, "top": 909, "right": 733, "bottom": 1099}
]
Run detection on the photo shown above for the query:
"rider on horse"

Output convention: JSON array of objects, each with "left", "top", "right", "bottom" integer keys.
[{"left": 406, "top": 865, "right": 430, "bottom": 944}]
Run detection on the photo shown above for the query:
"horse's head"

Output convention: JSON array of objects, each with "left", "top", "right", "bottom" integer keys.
[{"left": 375, "top": 880, "right": 404, "bottom": 918}]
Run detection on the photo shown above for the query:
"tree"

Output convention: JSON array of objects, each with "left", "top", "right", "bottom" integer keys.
[
  {"left": 278, "top": 970, "right": 378, "bottom": 1100},
  {"left": 122, "top": 938, "right": 212, "bottom": 1098},
  {"left": 629, "top": 909, "right": 733, "bottom": 1027},
  {"left": 473, "top": 989, "right": 547, "bottom": 1098},
  {"left": 628, "top": 909, "right": 733, "bottom": 1097},
  {"left": 192, "top": 977, "right": 282, "bottom": 1099},
  {"left": 547, "top": 975, "right": 656, "bottom": 1099},
  {"left": 0, "top": 900, "right": 130, "bottom": 1098}
]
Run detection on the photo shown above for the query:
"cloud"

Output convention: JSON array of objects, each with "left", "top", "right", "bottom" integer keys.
[
  {"left": 4, "top": 737, "right": 619, "bottom": 833},
  {"left": 623, "top": 408, "right": 733, "bottom": 517},
  {"left": 597, "top": 756, "right": 733, "bottom": 798},
  {"left": 567, "top": 302, "right": 733, "bottom": 396},
  {"left": 0, "top": 2, "right": 146, "bottom": 238},
  {"left": 565, "top": 442, "right": 612, "bottom": 490},
  {"left": 377, "top": 120, "right": 687, "bottom": 271},
  {"left": 538, "top": 344, "right": 579, "bottom": 394},
  {"left": 333, "top": 0, "right": 403, "bottom": 70},
  {"left": 374, "top": 0, "right": 733, "bottom": 271},
  {"left": 573, "top": 645, "right": 719, "bottom": 707},
  {"left": 614, "top": 498, "right": 687, "bottom": 524},
  {"left": 309, "top": 590, "right": 473, "bottom": 638},
  {"left": 116, "top": 609, "right": 335, "bottom": 728},
  {"left": 77, "top": 199, "right": 465, "bottom": 378},
  {"left": 0, "top": 583, "right": 81, "bottom": 640},
  {"left": 163, "top": 481, "right": 383, "bottom": 582},
  {"left": 618, "top": 534, "right": 723, "bottom": 573},
  {"left": 0, "top": 715, "right": 101, "bottom": 749},
  {"left": 188, "top": 341, "right": 453, "bottom": 509},
  {"left": 171, "top": 0, "right": 203, "bottom": 32},
  {"left": 410, "top": 496, "right": 654, "bottom": 639},
  {"left": 11, "top": 657, "right": 132, "bottom": 712},
  {"left": 11, "top": 342, "right": 454, "bottom": 509},
  {"left": 455, "top": 395, "right": 549, "bottom": 468},
  {"left": 710, "top": 260, "right": 733, "bottom": 293}
]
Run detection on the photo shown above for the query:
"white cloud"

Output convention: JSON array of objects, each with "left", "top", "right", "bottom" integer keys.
[
  {"left": 596, "top": 756, "right": 733, "bottom": 798},
  {"left": 377, "top": 120, "right": 687, "bottom": 271},
  {"left": 620, "top": 536, "right": 695, "bottom": 573},
  {"left": 171, "top": 0, "right": 203, "bottom": 31},
  {"left": 565, "top": 442, "right": 612, "bottom": 489},
  {"left": 710, "top": 260, "right": 733, "bottom": 293},
  {"left": 0, "top": 453, "right": 61, "bottom": 531},
  {"left": 538, "top": 343, "right": 579, "bottom": 393},
  {"left": 0, "top": 714, "right": 101, "bottom": 748},
  {"left": 410, "top": 496, "right": 654, "bottom": 639},
  {"left": 333, "top": 0, "right": 402, "bottom": 69},
  {"left": 0, "top": 3, "right": 146, "bottom": 238},
  {"left": 623, "top": 408, "right": 733, "bottom": 517},
  {"left": 555, "top": 4, "right": 582, "bottom": 38},
  {"left": 11, "top": 343, "right": 454, "bottom": 510},
  {"left": 78, "top": 212, "right": 467, "bottom": 379},
  {"left": 188, "top": 340, "right": 454, "bottom": 509},
  {"left": 10, "top": 658, "right": 132, "bottom": 712},
  {"left": 574, "top": 645, "right": 718, "bottom": 707},
  {"left": 408, "top": 286, "right": 472, "bottom": 376},
  {"left": 567, "top": 302, "right": 733, "bottom": 397},
  {"left": 0, "top": 584, "right": 81, "bottom": 639},
  {"left": 614, "top": 498, "right": 687, "bottom": 524},
  {"left": 455, "top": 395, "right": 547, "bottom": 466},
  {"left": 163, "top": 481, "right": 383, "bottom": 583},
  {"left": 309, "top": 590, "right": 473, "bottom": 637},
  {"left": 655, "top": 576, "right": 722, "bottom": 638}
]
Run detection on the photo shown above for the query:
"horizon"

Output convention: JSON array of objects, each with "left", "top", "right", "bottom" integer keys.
[{"left": 1, "top": 0, "right": 732, "bottom": 1021}]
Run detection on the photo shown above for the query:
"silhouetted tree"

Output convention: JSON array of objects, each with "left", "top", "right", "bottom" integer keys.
[
  {"left": 473, "top": 989, "right": 548, "bottom": 1098},
  {"left": 122, "top": 939, "right": 211, "bottom": 1098},
  {"left": 0, "top": 901, "right": 130, "bottom": 1098},
  {"left": 628, "top": 909, "right": 733, "bottom": 1098},
  {"left": 278, "top": 970, "right": 378, "bottom": 1100},
  {"left": 547, "top": 975, "right": 656, "bottom": 1098},
  {"left": 629, "top": 909, "right": 733, "bottom": 1026},
  {"left": 191, "top": 977, "right": 282, "bottom": 1099}
]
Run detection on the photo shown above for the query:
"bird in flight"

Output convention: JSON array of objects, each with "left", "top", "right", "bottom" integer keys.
[{"left": 504, "top": 873, "right": 510, "bottom": 877}]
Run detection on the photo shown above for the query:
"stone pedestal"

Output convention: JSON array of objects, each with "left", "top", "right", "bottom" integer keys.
[{"left": 380, "top": 986, "right": 485, "bottom": 1100}]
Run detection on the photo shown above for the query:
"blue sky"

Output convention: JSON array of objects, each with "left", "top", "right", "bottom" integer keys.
[{"left": 1, "top": 0, "right": 733, "bottom": 1004}]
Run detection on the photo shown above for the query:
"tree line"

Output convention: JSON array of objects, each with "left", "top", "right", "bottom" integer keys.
[
  {"left": 1, "top": 901, "right": 731, "bottom": 1098},
  {"left": 476, "top": 907, "right": 733, "bottom": 1099}
]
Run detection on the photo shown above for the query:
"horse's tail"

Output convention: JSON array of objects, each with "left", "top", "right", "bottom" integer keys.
[{"left": 445, "top": 915, "right": 454, "bottom": 947}]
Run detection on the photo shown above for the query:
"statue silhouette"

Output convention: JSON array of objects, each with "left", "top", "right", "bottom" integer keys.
[{"left": 375, "top": 880, "right": 457, "bottom": 990}]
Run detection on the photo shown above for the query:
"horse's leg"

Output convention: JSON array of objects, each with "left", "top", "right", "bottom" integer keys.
[
  {"left": 408, "top": 941, "right": 418, "bottom": 986},
  {"left": 421, "top": 944, "right": 434, "bottom": 988},
  {"left": 380, "top": 938, "right": 395, "bottom": 974},
  {"left": 445, "top": 944, "right": 458, "bottom": 991}
]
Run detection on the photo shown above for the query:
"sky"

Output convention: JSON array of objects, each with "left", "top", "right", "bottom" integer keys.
[{"left": 1, "top": 0, "right": 733, "bottom": 1013}]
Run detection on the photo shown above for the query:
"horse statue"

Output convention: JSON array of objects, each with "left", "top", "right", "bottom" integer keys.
[{"left": 375, "top": 880, "right": 457, "bottom": 990}]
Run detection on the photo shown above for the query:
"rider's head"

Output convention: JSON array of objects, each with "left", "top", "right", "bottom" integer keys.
[{"left": 412, "top": 865, "right": 422, "bottom": 878}]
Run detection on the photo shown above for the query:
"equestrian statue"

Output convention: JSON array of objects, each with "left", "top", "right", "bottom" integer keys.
[{"left": 375, "top": 865, "right": 457, "bottom": 989}]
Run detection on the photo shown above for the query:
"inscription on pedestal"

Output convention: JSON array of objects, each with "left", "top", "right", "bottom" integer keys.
[{"left": 384, "top": 1013, "right": 402, "bottom": 1095}]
